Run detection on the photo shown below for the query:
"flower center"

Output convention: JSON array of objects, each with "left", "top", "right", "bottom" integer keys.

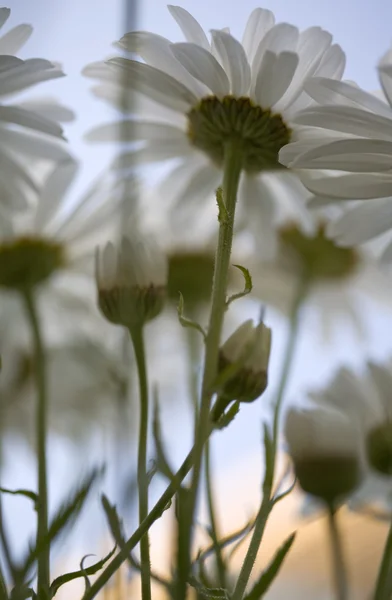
[
  {"left": 187, "top": 96, "right": 291, "bottom": 172},
  {"left": 167, "top": 251, "right": 214, "bottom": 306},
  {"left": 278, "top": 224, "right": 359, "bottom": 282},
  {"left": 0, "top": 237, "right": 64, "bottom": 290}
]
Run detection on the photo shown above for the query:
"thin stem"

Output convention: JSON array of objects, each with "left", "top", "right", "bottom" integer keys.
[
  {"left": 205, "top": 440, "right": 226, "bottom": 588},
  {"left": 22, "top": 290, "right": 49, "bottom": 597},
  {"left": 327, "top": 506, "right": 348, "bottom": 600},
  {"left": 129, "top": 326, "right": 151, "bottom": 600},
  {"left": 180, "top": 141, "right": 242, "bottom": 597},
  {"left": 0, "top": 564, "right": 7, "bottom": 600},
  {"left": 0, "top": 497, "right": 16, "bottom": 586},
  {"left": 231, "top": 277, "right": 307, "bottom": 600},
  {"left": 374, "top": 519, "right": 392, "bottom": 600}
]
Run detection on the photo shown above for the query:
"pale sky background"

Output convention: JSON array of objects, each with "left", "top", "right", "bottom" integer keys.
[{"left": 3, "top": 1, "right": 392, "bottom": 597}]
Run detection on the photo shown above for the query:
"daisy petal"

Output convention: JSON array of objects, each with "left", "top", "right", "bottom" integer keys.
[
  {"left": 314, "top": 44, "right": 346, "bottom": 80},
  {"left": 0, "top": 8, "right": 10, "bottom": 29},
  {"left": 304, "top": 78, "right": 392, "bottom": 119},
  {"left": 168, "top": 5, "right": 210, "bottom": 50},
  {"left": 327, "top": 199, "right": 392, "bottom": 245},
  {"left": 170, "top": 42, "right": 230, "bottom": 97},
  {"left": 0, "top": 59, "right": 64, "bottom": 97},
  {"left": 210, "top": 30, "right": 251, "bottom": 96},
  {"left": 174, "top": 162, "right": 221, "bottom": 209},
  {"left": 239, "top": 173, "right": 277, "bottom": 258},
  {"left": 34, "top": 160, "right": 78, "bottom": 231},
  {"left": 111, "top": 139, "right": 194, "bottom": 168},
  {"left": 378, "top": 64, "right": 392, "bottom": 108},
  {"left": 380, "top": 239, "right": 392, "bottom": 265},
  {"left": 294, "top": 106, "right": 392, "bottom": 140},
  {"left": 251, "top": 23, "right": 299, "bottom": 89},
  {"left": 0, "top": 128, "right": 71, "bottom": 161},
  {"left": 299, "top": 172, "right": 392, "bottom": 199},
  {"left": 290, "top": 139, "right": 392, "bottom": 171},
  {"left": 85, "top": 120, "right": 185, "bottom": 143},
  {"left": 0, "top": 147, "right": 37, "bottom": 192},
  {"left": 307, "top": 194, "right": 352, "bottom": 208},
  {"left": 242, "top": 8, "right": 275, "bottom": 63},
  {"left": 0, "top": 106, "right": 64, "bottom": 138},
  {"left": 107, "top": 58, "right": 197, "bottom": 113},
  {"left": 115, "top": 32, "right": 205, "bottom": 96},
  {"left": 17, "top": 98, "right": 75, "bottom": 123},
  {"left": 0, "top": 24, "right": 32, "bottom": 55},
  {"left": 0, "top": 55, "right": 23, "bottom": 72},
  {"left": 255, "top": 50, "right": 298, "bottom": 107}
]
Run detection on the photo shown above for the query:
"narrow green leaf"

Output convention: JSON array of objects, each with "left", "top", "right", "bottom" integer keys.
[
  {"left": 101, "top": 495, "right": 126, "bottom": 548},
  {"left": 20, "top": 468, "right": 102, "bottom": 579},
  {"left": 244, "top": 532, "right": 296, "bottom": 599},
  {"left": 50, "top": 546, "right": 116, "bottom": 596},
  {"left": 272, "top": 476, "right": 296, "bottom": 506},
  {"left": 177, "top": 292, "right": 207, "bottom": 339},
  {"left": 0, "top": 489, "right": 38, "bottom": 510},
  {"left": 213, "top": 401, "right": 240, "bottom": 430},
  {"left": 153, "top": 389, "right": 175, "bottom": 482},
  {"left": 188, "top": 575, "right": 230, "bottom": 599},
  {"left": 226, "top": 264, "right": 253, "bottom": 308}
]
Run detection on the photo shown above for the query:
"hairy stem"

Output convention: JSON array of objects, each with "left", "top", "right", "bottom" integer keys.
[
  {"left": 374, "top": 519, "right": 392, "bottom": 600},
  {"left": 327, "top": 506, "right": 348, "bottom": 600}
]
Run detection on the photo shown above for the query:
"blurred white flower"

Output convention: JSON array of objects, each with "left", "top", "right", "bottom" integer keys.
[
  {"left": 0, "top": 7, "right": 73, "bottom": 213},
  {"left": 279, "top": 46, "right": 392, "bottom": 262},
  {"left": 285, "top": 404, "right": 362, "bottom": 503},
  {"left": 84, "top": 6, "right": 345, "bottom": 241}
]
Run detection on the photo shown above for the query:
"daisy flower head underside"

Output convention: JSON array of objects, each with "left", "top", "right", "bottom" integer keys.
[
  {"left": 279, "top": 46, "right": 392, "bottom": 261},
  {"left": 0, "top": 7, "right": 74, "bottom": 213},
  {"left": 84, "top": 6, "right": 345, "bottom": 235}
]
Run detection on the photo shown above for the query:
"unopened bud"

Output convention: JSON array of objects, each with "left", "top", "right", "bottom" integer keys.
[
  {"left": 367, "top": 423, "right": 392, "bottom": 476},
  {"left": 95, "top": 235, "right": 166, "bottom": 330},
  {"left": 285, "top": 405, "right": 362, "bottom": 504}
]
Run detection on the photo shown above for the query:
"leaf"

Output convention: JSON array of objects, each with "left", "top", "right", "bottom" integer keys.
[
  {"left": 272, "top": 476, "right": 296, "bottom": 506},
  {"left": 0, "top": 488, "right": 38, "bottom": 510},
  {"left": 177, "top": 292, "right": 207, "bottom": 339},
  {"left": 49, "top": 546, "right": 116, "bottom": 596},
  {"left": 188, "top": 576, "right": 230, "bottom": 599},
  {"left": 19, "top": 468, "right": 102, "bottom": 579},
  {"left": 153, "top": 388, "right": 175, "bottom": 482},
  {"left": 226, "top": 264, "right": 253, "bottom": 308},
  {"left": 101, "top": 495, "right": 126, "bottom": 548},
  {"left": 243, "top": 532, "right": 296, "bottom": 599},
  {"left": 213, "top": 401, "right": 240, "bottom": 430}
]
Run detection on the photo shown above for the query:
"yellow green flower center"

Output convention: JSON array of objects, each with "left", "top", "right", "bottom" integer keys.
[
  {"left": 167, "top": 251, "right": 214, "bottom": 306},
  {"left": 0, "top": 237, "right": 64, "bottom": 290},
  {"left": 279, "top": 224, "right": 359, "bottom": 281},
  {"left": 187, "top": 96, "right": 291, "bottom": 172}
]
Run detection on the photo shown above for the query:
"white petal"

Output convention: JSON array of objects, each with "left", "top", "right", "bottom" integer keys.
[
  {"left": 210, "top": 30, "right": 251, "bottom": 96},
  {"left": 279, "top": 134, "right": 344, "bottom": 167},
  {"left": 16, "top": 98, "right": 75, "bottom": 123},
  {"left": 0, "top": 24, "right": 32, "bottom": 54},
  {"left": 254, "top": 51, "right": 298, "bottom": 108},
  {"left": 82, "top": 60, "right": 113, "bottom": 80},
  {"left": 378, "top": 64, "right": 392, "bottom": 108},
  {"left": 380, "top": 238, "right": 392, "bottom": 264},
  {"left": 241, "top": 8, "right": 275, "bottom": 63},
  {"left": 0, "top": 106, "right": 64, "bottom": 138},
  {"left": 294, "top": 105, "right": 392, "bottom": 140},
  {"left": 167, "top": 5, "right": 210, "bottom": 50},
  {"left": 327, "top": 199, "right": 392, "bottom": 245},
  {"left": 251, "top": 23, "right": 299, "bottom": 90},
  {"left": 106, "top": 58, "right": 197, "bottom": 113},
  {"left": 304, "top": 78, "right": 392, "bottom": 119},
  {"left": 307, "top": 194, "right": 352, "bottom": 208},
  {"left": 111, "top": 139, "right": 195, "bottom": 168},
  {"left": 290, "top": 139, "right": 392, "bottom": 171},
  {"left": 174, "top": 162, "right": 221, "bottom": 209},
  {"left": 0, "top": 55, "right": 23, "bottom": 73},
  {"left": 34, "top": 160, "right": 78, "bottom": 231},
  {"left": 170, "top": 42, "right": 230, "bottom": 97},
  {"left": 115, "top": 31, "right": 205, "bottom": 97},
  {"left": 0, "top": 59, "right": 64, "bottom": 97},
  {"left": 239, "top": 174, "right": 277, "bottom": 259},
  {"left": 299, "top": 172, "right": 392, "bottom": 199},
  {"left": 0, "top": 8, "right": 10, "bottom": 29},
  {"left": 314, "top": 44, "right": 346, "bottom": 80},
  {"left": 85, "top": 120, "right": 185, "bottom": 143},
  {"left": 0, "top": 128, "right": 71, "bottom": 161}
]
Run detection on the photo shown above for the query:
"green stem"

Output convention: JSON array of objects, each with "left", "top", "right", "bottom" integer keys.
[
  {"left": 374, "top": 519, "right": 392, "bottom": 600},
  {"left": 22, "top": 290, "right": 49, "bottom": 597},
  {"left": 231, "top": 277, "right": 307, "bottom": 600},
  {"left": 0, "top": 565, "right": 7, "bottom": 600},
  {"left": 327, "top": 506, "right": 348, "bottom": 600},
  {"left": 205, "top": 439, "right": 226, "bottom": 588},
  {"left": 180, "top": 141, "right": 242, "bottom": 596},
  {"left": 129, "top": 326, "right": 151, "bottom": 600}
]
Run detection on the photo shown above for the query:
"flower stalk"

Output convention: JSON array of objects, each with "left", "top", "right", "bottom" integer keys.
[
  {"left": 327, "top": 505, "right": 348, "bottom": 600},
  {"left": 374, "top": 520, "right": 392, "bottom": 600},
  {"left": 22, "top": 290, "right": 50, "bottom": 597}
]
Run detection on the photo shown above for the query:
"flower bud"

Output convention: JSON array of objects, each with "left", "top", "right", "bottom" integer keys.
[
  {"left": 95, "top": 235, "right": 166, "bottom": 330},
  {"left": 366, "top": 423, "right": 392, "bottom": 476},
  {"left": 214, "top": 320, "right": 271, "bottom": 417},
  {"left": 285, "top": 405, "right": 362, "bottom": 504}
]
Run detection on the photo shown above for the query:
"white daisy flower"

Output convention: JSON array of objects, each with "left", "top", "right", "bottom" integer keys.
[
  {"left": 0, "top": 7, "right": 73, "bottom": 213},
  {"left": 279, "top": 46, "right": 392, "bottom": 261},
  {"left": 309, "top": 361, "right": 392, "bottom": 510},
  {"left": 0, "top": 159, "right": 130, "bottom": 349},
  {"left": 83, "top": 6, "right": 345, "bottom": 239},
  {"left": 244, "top": 212, "right": 392, "bottom": 340}
]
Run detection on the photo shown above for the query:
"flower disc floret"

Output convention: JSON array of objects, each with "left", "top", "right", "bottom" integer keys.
[{"left": 187, "top": 96, "right": 291, "bottom": 172}]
